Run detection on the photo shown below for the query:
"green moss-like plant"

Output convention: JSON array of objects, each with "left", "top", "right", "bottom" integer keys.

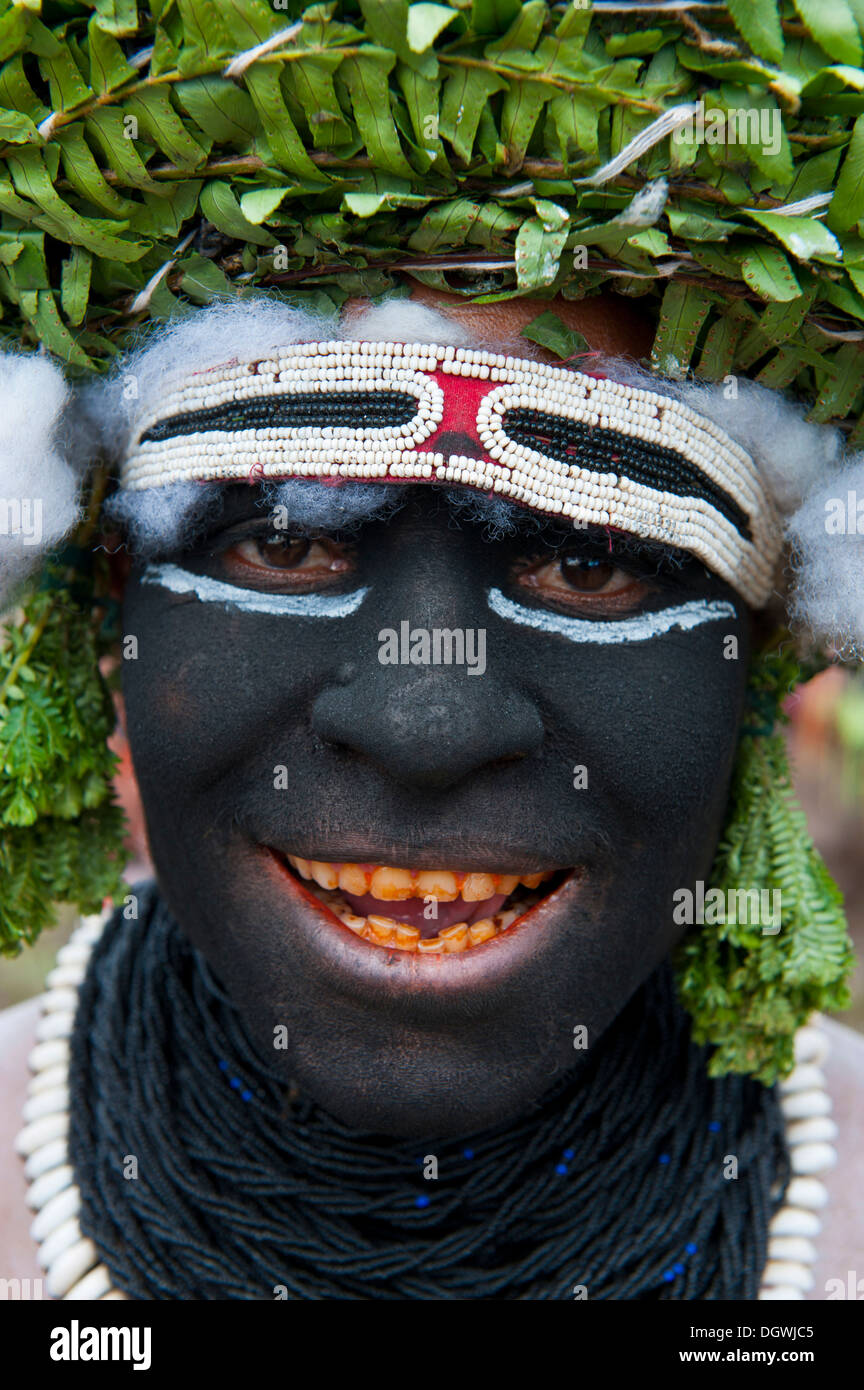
[
  {"left": 675, "top": 645, "right": 854, "bottom": 1082},
  {"left": 0, "top": 520, "right": 126, "bottom": 953}
]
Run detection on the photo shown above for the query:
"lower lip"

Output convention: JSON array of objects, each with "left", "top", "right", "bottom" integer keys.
[{"left": 262, "top": 847, "right": 581, "bottom": 993}]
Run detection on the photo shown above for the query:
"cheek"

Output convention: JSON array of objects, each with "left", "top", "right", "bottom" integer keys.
[
  {"left": 532, "top": 625, "right": 748, "bottom": 843},
  {"left": 121, "top": 587, "right": 327, "bottom": 791}
]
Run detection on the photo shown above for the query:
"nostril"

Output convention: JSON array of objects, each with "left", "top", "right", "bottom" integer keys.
[{"left": 488, "top": 750, "right": 531, "bottom": 771}]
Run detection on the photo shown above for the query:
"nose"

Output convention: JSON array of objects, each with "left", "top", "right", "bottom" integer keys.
[{"left": 311, "top": 665, "right": 544, "bottom": 790}]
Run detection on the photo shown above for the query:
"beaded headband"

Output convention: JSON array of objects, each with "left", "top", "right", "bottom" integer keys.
[{"left": 122, "top": 340, "right": 782, "bottom": 608}]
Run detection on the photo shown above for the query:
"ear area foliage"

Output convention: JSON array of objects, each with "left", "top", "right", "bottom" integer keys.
[
  {"left": 0, "top": 547, "right": 127, "bottom": 955},
  {"left": 675, "top": 646, "right": 855, "bottom": 1084}
]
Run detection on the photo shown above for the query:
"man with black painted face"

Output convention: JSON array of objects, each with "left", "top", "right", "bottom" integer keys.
[
  {"left": 3, "top": 287, "right": 862, "bottom": 1303},
  {"left": 118, "top": 290, "right": 751, "bottom": 1139}
]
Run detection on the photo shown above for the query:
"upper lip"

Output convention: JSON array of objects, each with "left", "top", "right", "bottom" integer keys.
[{"left": 265, "top": 843, "right": 573, "bottom": 876}]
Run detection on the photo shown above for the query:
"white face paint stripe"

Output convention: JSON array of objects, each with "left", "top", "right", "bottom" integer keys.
[
  {"left": 487, "top": 587, "right": 736, "bottom": 644},
  {"left": 142, "top": 563, "right": 369, "bottom": 618}
]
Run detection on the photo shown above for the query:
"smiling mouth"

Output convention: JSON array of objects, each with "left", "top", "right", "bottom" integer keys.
[{"left": 271, "top": 853, "right": 565, "bottom": 953}]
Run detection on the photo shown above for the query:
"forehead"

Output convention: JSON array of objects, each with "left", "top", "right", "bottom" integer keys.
[{"left": 342, "top": 287, "right": 656, "bottom": 362}]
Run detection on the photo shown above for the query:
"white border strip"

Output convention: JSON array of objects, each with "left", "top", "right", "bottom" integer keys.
[
  {"left": 142, "top": 563, "right": 369, "bottom": 617},
  {"left": 487, "top": 588, "right": 736, "bottom": 644}
]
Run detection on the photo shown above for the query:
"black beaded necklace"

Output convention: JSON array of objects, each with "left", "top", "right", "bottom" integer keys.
[{"left": 67, "top": 887, "right": 789, "bottom": 1301}]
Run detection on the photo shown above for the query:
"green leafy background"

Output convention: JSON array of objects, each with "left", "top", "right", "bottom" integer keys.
[{"left": 0, "top": 0, "right": 860, "bottom": 435}]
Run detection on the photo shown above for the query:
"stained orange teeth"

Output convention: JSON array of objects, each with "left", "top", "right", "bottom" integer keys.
[
  {"left": 468, "top": 919, "right": 497, "bottom": 946},
  {"left": 369, "top": 867, "right": 414, "bottom": 900},
  {"left": 415, "top": 870, "right": 459, "bottom": 902},
  {"left": 462, "top": 873, "right": 496, "bottom": 902},
  {"left": 309, "top": 860, "right": 339, "bottom": 890},
  {"left": 394, "top": 923, "right": 421, "bottom": 950},
  {"left": 329, "top": 899, "right": 545, "bottom": 954},
  {"left": 439, "top": 924, "right": 469, "bottom": 952},
  {"left": 368, "top": 915, "right": 398, "bottom": 946},
  {"left": 341, "top": 914, "right": 367, "bottom": 936},
  {"left": 282, "top": 855, "right": 559, "bottom": 954},
  {"left": 286, "top": 857, "right": 551, "bottom": 901},
  {"left": 338, "top": 864, "right": 369, "bottom": 895}
]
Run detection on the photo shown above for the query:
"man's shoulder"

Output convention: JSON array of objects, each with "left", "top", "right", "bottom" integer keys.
[
  {"left": 0, "top": 996, "right": 45, "bottom": 1286},
  {"left": 0, "top": 995, "right": 42, "bottom": 1126}
]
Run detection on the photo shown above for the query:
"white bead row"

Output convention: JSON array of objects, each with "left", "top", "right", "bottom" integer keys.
[
  {"left": 15, "top": 913, "right": 127, "bottom": 1302},
  {"left": 757, "top": 1018, "right": 835, "bottom": 1302}
]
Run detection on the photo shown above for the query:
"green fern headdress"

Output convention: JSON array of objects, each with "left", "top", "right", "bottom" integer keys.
[{"left": 1, "top": 0, "right": 862, "bottom": 1082}]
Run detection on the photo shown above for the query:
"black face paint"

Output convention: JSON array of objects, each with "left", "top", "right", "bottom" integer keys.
[{"left": 121, "top": 485, "right": 750, "bottom": 1138}]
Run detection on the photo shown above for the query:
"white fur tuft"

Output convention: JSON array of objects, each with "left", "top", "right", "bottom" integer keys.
[
  {"left": 103, "top": 482, "right": 225, "bottom": 558},
  {"left": 786, "top": 455, "right": 864, "bottom": 659},
  {"left": 344, "top": 298, "right": 473, "bottom": 347},
  {"left": 0, "top": 353, "right": 82, "bottom": 612},
  {"left": 673, "top": 379, "right": 843, "bottom": 516}
]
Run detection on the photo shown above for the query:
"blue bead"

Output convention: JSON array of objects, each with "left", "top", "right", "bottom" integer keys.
[
  {"left": 708, "top": 1121, "right": 721, "bottom": 1133},
  {"left": 673, "top": 1263, "right": 684, "bottom": 1274},
  {"left": 218, "top": 1060, "right": 229, "bottom": 1072},
  {"left": 685, "top": 1242, "right": 698, "bottom": 1255},
  {"left": 230, "top": 1077, "right": 241, "bottom": 1089},
  {"left": 555, "top": 1163, "right": 568, "bottom": 1175},
  {"left": 415, "top": 1195, "right": 430, "bottom": 1208},
  {"left": 663, "top": 1271, "right": 675, "bottom": 1282},
  {"left": 563, "top": 1148, "right": 575, "bottom": 1160},
  {"left": 241, "top": 1090, "right": 252, "bottom": 1102},
  {"left": 659, "top": 1153, "right": 670, "bottom": 1164},
  {"left": 462, "top": 1148, "right": 474, "bottom": 1160}
]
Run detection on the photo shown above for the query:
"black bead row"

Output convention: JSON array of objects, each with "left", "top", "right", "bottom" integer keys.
[
  {"left": 140, "top": 391, "right": 418, "bottom": 444},
  {"left": 502, "top": 408, "right": 752, "bottom": 542}
]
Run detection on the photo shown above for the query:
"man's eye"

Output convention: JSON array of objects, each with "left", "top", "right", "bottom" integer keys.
[
  {"left": 559, "top": 556, "right": 626, "bottom": 593},
  {"left": 219, "top": 532, "right": 353, "bottom": 586},
  {"left": 515, "top": 553, "right": 653, "bottom": 611}
]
